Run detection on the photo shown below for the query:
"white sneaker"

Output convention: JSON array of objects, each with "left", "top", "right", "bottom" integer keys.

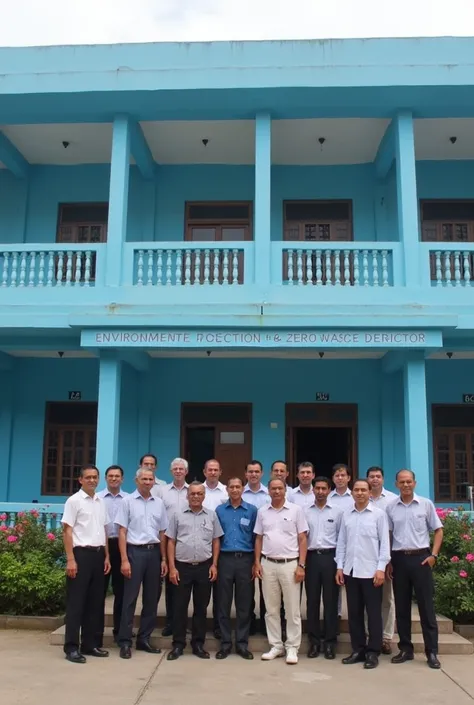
[
  {"left": 261, "top": 647, "right": 285, "bottom": 661},
  {"left": 286, "top": 647, "right": 298, "bottom": 664}
]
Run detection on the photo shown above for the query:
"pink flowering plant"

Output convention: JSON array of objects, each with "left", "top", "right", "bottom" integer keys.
[
  {"left": 433, "top": 509, "right": 474, "bottom": 622},
  {"left": 0, "top": 510, "right": 65, "bottom": 615}
]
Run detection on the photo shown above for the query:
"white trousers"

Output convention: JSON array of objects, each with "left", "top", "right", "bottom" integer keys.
[
  {"left": 364, "top": 578, "right": 395, "bottom": 640},
  {"left": 261, "top": 558, "right": 302, "bottom": 651}
]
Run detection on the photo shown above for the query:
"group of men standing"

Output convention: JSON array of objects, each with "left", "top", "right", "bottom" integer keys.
[{"left": 61, "top": 455, "right": 443, "bottom": 671}]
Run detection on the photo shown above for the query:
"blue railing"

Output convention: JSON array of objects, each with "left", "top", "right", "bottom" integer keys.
[{"left": 0, "top": 503, "right": 64, "bottom": 530}]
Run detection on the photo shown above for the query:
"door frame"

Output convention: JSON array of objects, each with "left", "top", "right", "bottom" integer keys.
[
  {"left": 285, "top": 403, "right": 358, "bottom": 485},
  {"left": 180, "top": 402, "right": 253, "bottom": 474}
]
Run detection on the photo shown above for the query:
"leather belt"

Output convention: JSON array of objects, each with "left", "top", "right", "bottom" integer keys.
[
  {"left": 392, "top": 548, "right": 430, "bottom": 556},
  {"left": 221, "top": 551, "right": 253, "bottom": 558},
  {"left": 308, "top": 548, "right": 336, "bottom": 554},
  {"left": 177, "top": 558, "right": 212, "bottom": 566},
  {"left": 263, "top": 556, "right": 298, "bottom": 564},
  {"left": 129, "top": 543, "right": 159, "bottom": 550},
  {"left": 75, "top": 545, "right": 104, "bottom": 552}
]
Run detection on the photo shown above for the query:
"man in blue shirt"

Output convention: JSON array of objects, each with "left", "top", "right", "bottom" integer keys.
[{"left": 215, "top": 477, "right": 257, "bottom": 660}]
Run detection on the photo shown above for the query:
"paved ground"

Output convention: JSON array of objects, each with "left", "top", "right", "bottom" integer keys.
[{"left": 2, "top": 630, "right": 474, "bottom": 705}]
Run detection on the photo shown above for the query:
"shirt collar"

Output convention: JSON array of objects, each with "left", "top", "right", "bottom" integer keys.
[
  {"left": 223, "top": 499, "right": 249, "bottom": 511},
  {"left": 184, "top": 506, "right": 209, "bottom": 515},
  {"left": 331, "top": 488, "right": 351, "bottom": 497},
  {"left": 396, "top": 493, "right": 419, "bottom": 505},
  {"left": 132, "top": 489, "right": 155, "bottom": 501},
  {"left": 267, "top": 500, "right": 291, "bottom": 511},
  {"left": 170, "top": 482, "right": 189, "bottom": 491},
  {"left": 79, "top": 489, "right": 98, "bottom": 501},
  {"left": 294, "top": 485, "right": 313, "bottom": 495},
  {"left": 205, "top": 481, "right": 225, "bottom": 492},
  {"left": 309, "top": 500, "right": 333, "bottom": 510},
  {"left": 351, "top": 502, "right": 373, "bottom": 513},
  {"left": 102, "top": 489, "right": 125, "bottom": 498},
  {"left": 243, "top": 483, "right": 268, "bottom": 494}
]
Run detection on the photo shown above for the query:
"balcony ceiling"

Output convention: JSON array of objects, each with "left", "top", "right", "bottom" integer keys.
[{"left": 1, "top": 118, "right": 474, "bottom": 167}]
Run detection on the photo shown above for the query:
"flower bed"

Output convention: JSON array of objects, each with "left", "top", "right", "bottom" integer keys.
[
  {"left": 0, "top": 510, "right": 66, "bottom": 616},
  {"left": 433, "top": 508, "right": 474, "bottom": 623}
]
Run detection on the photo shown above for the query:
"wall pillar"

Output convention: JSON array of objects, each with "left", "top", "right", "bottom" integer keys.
[
  {"left": 0, "top": 372, "right": 13, "bottom": 501},
  {"left": 106, "top": 115, "right": 131, "bottom": 287},
  {"left": 254, "top": 112, "right": 272, "bottom": 288},
  {"left": 137, "top": 371, "right": 152, "bottom": 458},
  {"left": 394, "top": 111, "right": 421, "bottom": 287},
  {"left": 95, "top": 352, "right": 122, "bottom": 476},
  {"left": 403, "top": 355, "right": 430, "bottom": 497}
]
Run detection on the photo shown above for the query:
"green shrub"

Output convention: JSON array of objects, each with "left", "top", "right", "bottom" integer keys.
[{"left": 0, "top": 510, "right": 65, "bottom": 615}]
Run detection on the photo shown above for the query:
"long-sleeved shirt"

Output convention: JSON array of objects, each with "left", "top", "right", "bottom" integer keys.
[
  {"left": 328, "top": 488, "right": 354, "bottom": 512},
  {"left": 288, "top": 486, "right": 315, "bottom": 510},
  {"left": 242, "top": 483, "right": 270, "bottom": 510},
  {"left": 96, "top": 488, "right": 128, "bottom": 538},
  {"left": 336, "top": 503, "right": 390, "bottom": 578}
]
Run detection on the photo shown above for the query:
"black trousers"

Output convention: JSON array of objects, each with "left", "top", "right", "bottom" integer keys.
[
  {"left": 305, "top": 549, "right": 338, "bottom": 645},
  {"left": 118, "top": 544, "right": 162, "bottom": 647},
  {"left": 212, "top": 580, "right": 219, "bottom": 629},
  {"left": 98, "top": 538, "right": 124, "bottom": 644},
  {"left": 251, "top": 578, "right": 266, "bottom": 626},
  {"left": 392, "top": 550, "right": 438, "bottom": 653},
  {"left": 345, "top": 573, "right": 383, "bottom": 654},
  {"left": 64, "top": 546, "right": 105, "bottom": 654},
  {"left": 172, "top": 559, "right": 212, "bottom": 650},
  {"left": 164, "top": 575, "right": 175, "bottom": 629},
  {"left": 218, "top": 552, "right": 253, "bottom": 649}
]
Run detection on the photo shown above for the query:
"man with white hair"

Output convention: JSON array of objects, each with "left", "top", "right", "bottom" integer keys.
[
  {"left": 116, "top": 467, "right": 168, "bottom": 659},
  {"left": 160, "top": 458, "right": 190, "bottom": 637}
]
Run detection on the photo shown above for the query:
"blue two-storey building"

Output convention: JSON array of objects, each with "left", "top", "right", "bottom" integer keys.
[{"left": 1, "top": 37, "right": 474, "bottom": 508}]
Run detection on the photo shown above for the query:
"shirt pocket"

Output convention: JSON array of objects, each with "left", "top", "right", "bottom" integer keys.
[
  {"left": 413, "top": 513, "right": 426, "bottom": 532},
  {"left": 201, "top": 521, "right": 214, "bottom": 536},
  {"left": 281, "top": 518, "right": 295, "bottom": 534},
  {"left": 324, "top": 519, "right": 338, "bottom": 543},
  {"left": 359, "top": 523, "right": 378, "bottom": 539}
]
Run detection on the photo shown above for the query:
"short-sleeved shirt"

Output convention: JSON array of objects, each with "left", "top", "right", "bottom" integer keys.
[
  {"left": 97, "top": 488, "right": 128, "bottom": 538},
  {"left": 328, "top": 488, "right": 354, "bottom": 512},
  {"left": 61, "top": 489, "right": 109, "bottom": 547},
  {"left": 289, "top": 486, "right": 315, "bottom": 510},
  {"left": 369, "top": 488, "right": 398, "bottom": 512},
  {"left": 254, "top": 500, "right": 309, "bottom": 559},
  {"left": 203, "top": 481, "right": 228, "bottom": 511},
  {"left": 216, "top": 500, "right": 257, "bottom": 553},
  {"left": 166, "top": 506, "right": 224, "bottom": 563},
  {"left": 386, "top": 494, "right": 443, "bottom": 551},
  {"left": 242, "top": 484, "right": 271, "bottom": 510},
  {"left": 161, "top": 482, "right": 189, "bottom": 515},
  {"left": 305, "top": 501, "right": 342, "bottom": 550},
  {"left": 115, "top": 490, "right": 168, "bottom": 545}
]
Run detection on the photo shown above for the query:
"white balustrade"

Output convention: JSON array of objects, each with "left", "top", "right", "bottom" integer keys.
[
  {"left": 0, "top": 248, "right": 98, "bottom": 287},
  {"left": 431, "top": 249, "right": 474, "bottom": 286},
  {"left": 134, "top": 247, "right": 245, "bottom": 285},
  {"left": 283, "top": 247, "right": 393, "bottom": 286}
]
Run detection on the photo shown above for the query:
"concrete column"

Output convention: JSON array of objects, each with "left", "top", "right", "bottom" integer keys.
[
  {"left": 381, "top": 373, "right": 395, "bottom": 488},
  {"left": 106, "top": 115, "right": 131, "bottom": 287},
  {"left": 403, "top": 356, "right": 430, "bottom": 497},
  {"left": 137, "top": 371, "right": 152, "bottom": 457},
  {"left": 254, "top": 112, "right": 272, "bottom": 288},
  {"left": 0, "top": 372, "right": 13, "bottom": 501},
  {"left": 95, "top": 352, "right": 122, "bottom": 476},
  {"left": 394, "top": 112, "right": 420, "bottom": 287}
]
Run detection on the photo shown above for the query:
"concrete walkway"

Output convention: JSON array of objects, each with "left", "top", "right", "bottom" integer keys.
[{"left": 2, "top": 630, "right": 474, "bottom": 705}]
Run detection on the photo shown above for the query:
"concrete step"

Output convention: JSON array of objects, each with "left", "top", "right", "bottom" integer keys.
[{"left": 50, "top": 625, "right": 474, "bottom": 655}]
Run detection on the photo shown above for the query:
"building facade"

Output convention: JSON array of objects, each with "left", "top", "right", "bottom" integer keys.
[{"left": 1, "top": 37, "right": 474, "bottom": 506}]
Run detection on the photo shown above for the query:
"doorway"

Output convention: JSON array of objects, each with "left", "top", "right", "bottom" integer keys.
[
  {"left": 286, "top": 403, "right": 358, "bottom": 485},
  {"left": 181, "top": 403, "right": 252, "bottom": 483}
]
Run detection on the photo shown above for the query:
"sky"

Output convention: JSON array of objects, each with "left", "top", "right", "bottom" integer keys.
[{"left": 0, "top": 0, "right": 474, "bottom": 47}]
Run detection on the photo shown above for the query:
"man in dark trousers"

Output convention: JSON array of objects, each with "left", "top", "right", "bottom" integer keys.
[
  {"left": 61, "top": 465, "right": 111, "bottom": 664},
  {"left": 97, "top": 465, "right": 128, "bottom": 644},
  {"left": 116, "top": 468, "right": 168, "bottom": 659},
  {"left": 215, "top": 477, "right": 257, "bottom": 660},
  {"left": 386, "top": 469, "right": 443, "bottom": 669},
  {"left": 305, "top": 476, "right": 342, "bottom": 660},
  {"left": 336, "top": 478, "right": 390, "bottom": 670},
  {"left": 166, "top": 481, "right": 223, "bottom": 661}
]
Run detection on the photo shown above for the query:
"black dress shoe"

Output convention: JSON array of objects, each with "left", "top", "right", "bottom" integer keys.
[
  {"left": 167, "top": 647, "right": 183, "bottom": 661},
  {"left": 426, "top": 651, "right": 441, "bottom": 669},
  {"left": 364, "top": 653, "right": 379, "bottom": 669},
  {"left": 307, "top": 644, "right": 320, "bottom": 658},
  {"left": 81, "top": 647, "right": 109, "bottom": 657},
  {"left": 192, "top": 645, "right": 210, "bottom": 659},
  {"left": 120, "top": 646, "right": 132, "bottom": 659},
  {"left": 324, "top": 644, "right": 336, "bottom": 660},
  {"left": 161, "top": 625, "right": 173, "bottom": 637},
  {"left": 136, "top": 641, "right": 161, "bottom": 654},
  {"left": 216, "top": 649, "right": 231, "bottom": 659},
  {"left": 65, "top": 650, "right": 86, "bottom": 664},
  {"left": 236, "top": 647, "right": 254, "bottom": 660},
  {"left": 213, "top": 628, "right": 222, "bottom": 640},
  {"left": 342, "top": 651, "right": 366, "bottom": 665},
  {"left": 391, "top": 650, "right": 414, "bottom": 664}
]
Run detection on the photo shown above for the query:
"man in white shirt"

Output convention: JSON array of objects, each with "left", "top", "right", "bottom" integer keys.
[
  {"left": 141, "top": 453, "right": 167, "bottom": 497},
  {"left": 367, "top": 465, "right": 398, "bottom": 655},
  {"left": 289, "top": 462, "right": 316, "bottom": 509},
  {"left": 328, "top": 464, "right": 354, "bottom": 512},
  {"left": 160, "top": 457, "right": 189, "bottom": 637},
  {"left": 270, "top": 460, "right": 292, "bottom": 493},
  {"left": 254, "top": 478, "right": 308, "bottom": 665},
  {"left": 202, "top": 458, "right": 227, "bottom": 638},
  {"left": 336, "top": 478, "right": 390, "bottom": 670},
  {"left": 243, "top": 460, "right": 270, "bottom": 635},
  {"left": 61, "top": 465, "right": 111, "bottom": 664},
  {"left": 97, "top": 465, "right": 128, "bottom": 644}
]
